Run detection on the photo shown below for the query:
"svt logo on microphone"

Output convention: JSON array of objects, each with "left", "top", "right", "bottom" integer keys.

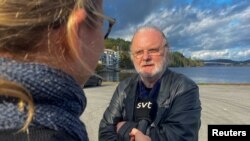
[{"left": 136, "top": 101, "right": 152, "bottom": 109}]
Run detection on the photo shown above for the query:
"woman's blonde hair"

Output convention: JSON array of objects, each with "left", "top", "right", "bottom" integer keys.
[
  {"left": 0, "top": 0, "right": 101, "bottom": 132},
  {"left": 0, "top": 0, "right": 99, "bottom": 59},
  {"left": 0, "top": 79, "right": 34, "bottom": 132}
]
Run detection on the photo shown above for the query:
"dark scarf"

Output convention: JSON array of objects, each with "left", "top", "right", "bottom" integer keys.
[{"left": 0, "top": 58, "right": 88, "bottom": 141}]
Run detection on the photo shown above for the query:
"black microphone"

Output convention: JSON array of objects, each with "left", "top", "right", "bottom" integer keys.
[
  {"left": 137, "top": 119, "right": 150, "bottom": 134},
  {"left": 134, "top": 99, "right": 156, "bottom": 134}
]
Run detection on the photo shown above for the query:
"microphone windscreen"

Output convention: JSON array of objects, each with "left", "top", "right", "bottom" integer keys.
[{"left": 137, "top": 119, "right": 149, "bottom": 134}]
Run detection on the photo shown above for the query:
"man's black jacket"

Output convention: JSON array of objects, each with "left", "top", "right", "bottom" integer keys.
[{"left": 99, "top": 68, "right": 201, "bottom": 141}]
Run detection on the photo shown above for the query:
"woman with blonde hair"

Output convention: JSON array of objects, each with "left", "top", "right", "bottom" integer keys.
[{"left": 0, "top": 0, "right": 115, "bottom": 140}]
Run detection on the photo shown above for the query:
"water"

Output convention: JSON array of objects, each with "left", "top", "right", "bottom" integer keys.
[
  {"left": 169, "top": 66, "right": 250, "bottom": 83},
  {"left": 99, "top": 66, "right": 250, "bottom": 84}
]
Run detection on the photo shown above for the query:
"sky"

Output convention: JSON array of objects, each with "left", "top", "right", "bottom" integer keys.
[{"left": 104, "top": 0, "right": 250, "bottom": 61}]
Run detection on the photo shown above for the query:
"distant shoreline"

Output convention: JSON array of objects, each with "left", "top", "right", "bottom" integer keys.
[
  {"left": 103, "top": 81, "right": 250, "bottom": 85},
  {"left": 119, "top": 65, "right": 250, "bottom": 73},
  {"left": 197, "top": 83, "right": 250, "bottom": 85}
]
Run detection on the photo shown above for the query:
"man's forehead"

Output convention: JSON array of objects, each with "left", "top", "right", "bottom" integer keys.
[{"left": 132, "top": 32, "right": 164, "bottom": 47}]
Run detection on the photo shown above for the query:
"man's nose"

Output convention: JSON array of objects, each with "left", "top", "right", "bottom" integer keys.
[{"left": 142, "top": 51, "right": 151, "bottom": 60}]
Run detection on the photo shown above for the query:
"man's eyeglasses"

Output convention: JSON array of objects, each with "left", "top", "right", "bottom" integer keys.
[
  {"left": 132, "top": 45, "right": 166, "bottom": 59},
  {"left": 92, "top": 11, "right": 116, "bottom": 39}
]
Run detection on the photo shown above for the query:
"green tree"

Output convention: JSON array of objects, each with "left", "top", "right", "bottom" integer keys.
[
  {"left": 169, "top": 52, "right": 204, "bottom": 67},
  {"left": 119, "top": 51, "right": 134, "bottom": 69}
]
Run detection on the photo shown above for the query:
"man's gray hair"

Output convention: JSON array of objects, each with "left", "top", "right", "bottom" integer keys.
[{"left": 131, "top": 25, "right": 169, "bottom": 48}]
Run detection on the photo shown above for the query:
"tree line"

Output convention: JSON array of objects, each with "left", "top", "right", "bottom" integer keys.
[{"left": 104, "top": 38, "right": 203, "bottom": 69}]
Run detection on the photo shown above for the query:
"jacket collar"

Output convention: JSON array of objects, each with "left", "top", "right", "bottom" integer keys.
[
  {"left": 124, "top": 68, "right": 173, "bottom": 120},
  {"left": 124, "top": 74, "right": 139, "bottom": 120},
  {"left": 157, "top": 68, "right": 172, "bottom": 107}
]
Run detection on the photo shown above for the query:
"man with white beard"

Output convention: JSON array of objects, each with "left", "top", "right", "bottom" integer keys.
[{"left": 99, "top": 26, "right": 201, "bottom": 141}]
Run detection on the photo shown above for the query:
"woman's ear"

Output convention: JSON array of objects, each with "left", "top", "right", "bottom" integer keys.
[
  {"left": 72, "top": 8, "right": 87, "bottom": 34},
  {"left": 67, "top": 8, "right": 87, "bottom": 48}
]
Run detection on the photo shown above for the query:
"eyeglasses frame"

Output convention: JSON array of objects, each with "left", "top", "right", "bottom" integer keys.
[
  {"left": 91, "top": 11, "right": 116, "bottom": 39},
  {"left": 132, "top": 44, "right": 168, "bottom": 59}
]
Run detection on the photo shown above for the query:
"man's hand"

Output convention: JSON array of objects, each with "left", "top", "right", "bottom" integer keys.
[{"left": 129, "top": 128, "right": 151, "bottom": 141}]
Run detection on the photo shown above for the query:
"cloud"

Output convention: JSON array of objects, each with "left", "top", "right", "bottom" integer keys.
[
  {"left": 104, "top": 0, "right": 165, "bottom": 32},
  {"left": 105, "top": 0, "right": 250, "bottom": 60},
  {"left": 191, "top": 48, "right": 250, "bottom": 61}
]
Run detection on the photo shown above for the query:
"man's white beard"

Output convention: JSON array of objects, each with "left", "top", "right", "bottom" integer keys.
[{"left": 136, "top": 58, "right": 167, "bottom": 80}]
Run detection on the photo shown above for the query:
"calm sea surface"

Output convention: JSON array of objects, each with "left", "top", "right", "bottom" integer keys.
[{"left": 99, "top": 66, "right": 250, "bottom": 84}]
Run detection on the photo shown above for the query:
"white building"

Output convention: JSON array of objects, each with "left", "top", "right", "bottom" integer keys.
[{"left": 100, "top": 49, "right": 120, "bottom": 71}]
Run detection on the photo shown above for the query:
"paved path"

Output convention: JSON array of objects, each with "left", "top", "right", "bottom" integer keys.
[{"left": 81, "top": 82, "right": 250, "bottom": 141}]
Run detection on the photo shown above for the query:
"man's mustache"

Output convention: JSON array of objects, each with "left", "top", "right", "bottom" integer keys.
[{"left": 141, "top": 61, "right": 154, "bottom": 66}]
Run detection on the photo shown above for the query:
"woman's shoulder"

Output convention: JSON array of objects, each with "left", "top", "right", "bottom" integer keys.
[{"left": 0, "top": 127, "right": 76, "bottom": 141}]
